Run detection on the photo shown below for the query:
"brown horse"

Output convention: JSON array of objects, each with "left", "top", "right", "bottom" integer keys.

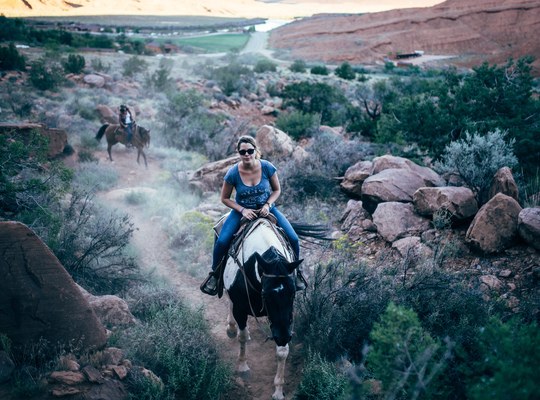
[{"left": 95, "top": 123, "right": 150, "bottom": 167}]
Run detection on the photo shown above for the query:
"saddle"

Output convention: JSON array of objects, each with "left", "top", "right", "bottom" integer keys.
[{"left": 210, "top": 213, "right": 292, "bottom": 298}]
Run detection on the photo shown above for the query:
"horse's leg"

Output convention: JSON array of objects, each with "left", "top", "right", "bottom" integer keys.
[
  {"left": 137, "top": 148, "right": 148, "bottom": 168},
  {"left": 107, "top": 143, "right": 113, "bottom": 162},
  {"left": 237, "top": 327, "right": 251, "bottom": 373},
  {"left": 226, "top": 299, "right": 238, "bottom": 338},
  {"left": 272, "top": 344, "right": 289, "bottom": 400},
  {"left": 231, "top": 304, "right": 251, "bottom": 373}
]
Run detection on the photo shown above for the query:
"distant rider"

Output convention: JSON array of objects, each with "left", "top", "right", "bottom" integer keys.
[{"left": 119, "top": 104, "right": 134, "bottom": 146}]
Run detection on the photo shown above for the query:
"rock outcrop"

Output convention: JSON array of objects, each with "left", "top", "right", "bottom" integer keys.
[
  {"left": 269, "top": 0, "right": 540, "bottom": 73},
  {"left": 0, "top": 123, "right": 68, "bottom": 158},
  {"left": 188, "top": 155, "right": 240, "bottom": 193},
  {"left": 0, "top": 221, "right": 108, "bottom": 351},
  {"left": 372, "top": 202, "right": 431, "bottom": 242},
  {"left": 518, "top": 207, "right": 540, "bottom": 250},
  {"left": 413, "top": 186, "right": 478, "bottom": 220},
  {"left": 466, "top": 193, "right": 523, "bottom": 253}
]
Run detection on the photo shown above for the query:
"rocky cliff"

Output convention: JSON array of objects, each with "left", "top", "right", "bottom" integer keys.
[{"left": 269, "top": 0, "right": 540, "bottom": 72}]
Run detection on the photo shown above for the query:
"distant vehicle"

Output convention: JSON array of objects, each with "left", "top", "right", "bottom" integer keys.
[{"left": 395, "top": 50, "right": 424, "bottom": 59}]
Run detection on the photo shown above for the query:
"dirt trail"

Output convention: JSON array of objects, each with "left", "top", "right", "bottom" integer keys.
[{"left": 95, "top": 147, "right": 303, "bottom": 400}]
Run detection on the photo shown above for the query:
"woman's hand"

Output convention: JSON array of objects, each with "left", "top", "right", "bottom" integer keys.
[
  {"left": 241, "top": 207, "right": 257, "bottom": 220},
  {"left": 259, "top": 203, "right": 270, "bottom": 217}
]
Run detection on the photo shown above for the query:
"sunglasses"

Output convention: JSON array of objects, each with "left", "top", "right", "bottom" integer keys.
[{"left": 238, "top": 148, "right": 255, "bottom": 156}]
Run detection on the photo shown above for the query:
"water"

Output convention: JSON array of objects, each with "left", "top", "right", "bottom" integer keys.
[{"left": 255, "top": 19, "right": 292, "bottom": 32}]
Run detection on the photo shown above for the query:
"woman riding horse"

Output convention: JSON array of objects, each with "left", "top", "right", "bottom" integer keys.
[{"left": 201, "top": 135, "right": 305, "bottom": 295}]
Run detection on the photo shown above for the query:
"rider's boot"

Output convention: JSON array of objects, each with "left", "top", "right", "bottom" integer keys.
[{"left": 200, "top": 271, "right": 218, "bottom": 296}]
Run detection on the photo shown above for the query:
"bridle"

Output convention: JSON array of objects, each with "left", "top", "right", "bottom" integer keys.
[{"left": 231, "top": 223, "right": 296, "bottom": 342}]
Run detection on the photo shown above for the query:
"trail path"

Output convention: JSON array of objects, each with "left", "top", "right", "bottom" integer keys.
[{"left": 95, "top": 148, "right": 303, "bottom": 400}]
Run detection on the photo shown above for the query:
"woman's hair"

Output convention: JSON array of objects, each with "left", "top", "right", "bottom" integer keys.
[{"left": 236, "top": 135, "right": 261, "bottom": 158}]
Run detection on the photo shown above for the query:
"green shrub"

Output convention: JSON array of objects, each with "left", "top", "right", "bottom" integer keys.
[
  {"left": 290, "top": 59, "right": 307, "bottom": 73},
  {"left": 280, "top": 81, "right": 349, "bottom": 126},
  {"left": 145, "top": 58, "right": 173, "bottom": 92},
  {"left": 159, "top": 89, "right": 227, "bottom": 158},
  {"left": 63, "top": 54, "right": 85, "bottom": 74},
  {"left": 167, "top": 210, "right": 214, "bottom": 277},
  {"left": 254, "top": 58, "right": 277, "bottom": 73},
  {"left": 73, "top": 161, "right": 118, "bottom": 191},
  {"left": 90, "top": 57, "right": 111, "bottom": 72},
  {"left": 366, "top": 302, "right": 450, "bottom": 399},
  {"left": 467, "top": 317, "right": 540, "bottom": 400},
  {"left": 295, "top": 351, "right": 348, "bottom": 400},
  {"left": 293, "top": 259, "right": 391, "bottom": 362},
  {"left": 434, "top": 129, "right": 518, "bottom": 204},
  {"left": 0, "top": 43, "right": 26, "bottom": 71},
  {"left": 275, "top": 110, "right": 319, "bottom": 140},
  {"left": 122, "top": 55, "right": 148, "bottom": 77},
  {"left": 211, "top": 62, "right": 254, "bottom": 96},
  {"left": 51, "top": 189, "right": 139, "bottom": 294},
  {"left": 279, "top": 130, "right": 373, "bottom": 203},
  {"left": 121, "top": 289, "right": 231, "bottom": 400},
  {"left": 310, "top": 65, "right": 329, "bottom": 75},
  {"left": 29, "top": 58, "right": 65, "bottom": 90},
  {"left": 0, "top": 128, "right": 71, "bottom": 223},
  {"left": 334, "top": 62, "right": 356, "bottom": 80}
]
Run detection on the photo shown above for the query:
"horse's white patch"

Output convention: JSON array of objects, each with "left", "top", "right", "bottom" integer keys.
[
  {"left": 273, "top": 284, "right": 284, "bottom": 293},
  {"left": 224, "top": 220, "right": 292, "bottom": 290}
]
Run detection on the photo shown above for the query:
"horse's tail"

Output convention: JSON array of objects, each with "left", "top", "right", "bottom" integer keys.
[
  {"left": 291, "top": 222, "right": 333, "bottom": 242},
  {"left": 96, "top": 124, "right": 108, "bottom": 141}
]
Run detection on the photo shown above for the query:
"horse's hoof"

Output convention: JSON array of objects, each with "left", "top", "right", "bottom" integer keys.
[
  {"left": 237, "top": 363, "right": 250, "bottom": 374},
  {"left": 272, "top": 391, "right": 285, "bottom": 400},
  {"left": 226, "top": 327, "right": 237, "bottom": 338}
]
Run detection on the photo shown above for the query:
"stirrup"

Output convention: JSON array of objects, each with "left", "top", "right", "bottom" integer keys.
[{"left": 200, "top": 272, "right": 218, "bottom": 296}]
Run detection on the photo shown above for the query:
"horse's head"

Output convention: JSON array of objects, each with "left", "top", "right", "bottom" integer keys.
[{"left": 256, "top": 247, "right": 303, "bottom": 347}]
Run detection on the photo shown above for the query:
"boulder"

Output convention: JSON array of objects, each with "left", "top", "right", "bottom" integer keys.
[
  {"left": 466, "top": 193, "right": 522, "bottom": 253},
  {"left": 188, "top": 155, "right": 240, "bottom": 193},
  {"left": 413, "top": 186, "right": 478, "bottom": 220},
  {"left": 340, "top": 160, "right": 373, "bottom": 198},
  {"left": 372, "top": 202, "right": 431, "bottom": 242},
  {"left": 392, "top": 236, "right": 433, "bottom": 259},
  {"left": 83, "top": 74, "right": 106, "bottom": 88},
  {"left": 361, "top": 168, "right": 427, "bottom": 213},
  {"left": 340, "top": 200, "right": 375, "bottom": 240},
  {"left": 95, "top": 104, "right": 118, "bottom": 124},
  {"left": 0, "top": 122, "right": 67, "bottom": 158},
  {"left": 371, "top": 155, "right": 445, "bottom": 187},
  {"left": 255, "top": 125, "right": 295, "bottom": 159},
  {"left": 518, "top": 207, "right": 540, "bottom": 250},
  {"left": 0, "top": 221, "right": 108, "bottom": 351},
  {"left": 488, "top": 166, "right": 519, "bottom": 202},
  {"left": 78, "top": 285, "right": 136, "bottom": 327}
]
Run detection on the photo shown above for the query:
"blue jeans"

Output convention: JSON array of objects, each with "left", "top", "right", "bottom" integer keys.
[
  {"left": 125, "top": 123, "right": 133, "bottom": 142},
  {"left": 211, "top": 206, "right": 300, "bottom": 271}
]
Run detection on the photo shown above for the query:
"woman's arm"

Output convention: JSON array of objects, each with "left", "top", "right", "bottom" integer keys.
[
  {"left": 260, "top": 173, "right": 281, "bottom": 217},
  {"left": 266, "top": 172, "right": 281, "bottom": 206}
]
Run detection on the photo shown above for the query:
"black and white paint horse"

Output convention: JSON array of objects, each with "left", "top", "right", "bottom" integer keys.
[{"left": 223, "top": 218, "right": 302, "bottom": 400}]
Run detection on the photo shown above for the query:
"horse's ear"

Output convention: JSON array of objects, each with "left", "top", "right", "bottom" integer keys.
[{"left": 287, "top": 259, "right": 303, "bottom": 274}]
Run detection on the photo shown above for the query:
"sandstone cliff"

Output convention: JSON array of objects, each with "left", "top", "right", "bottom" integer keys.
[{"left": 269, "top": 0, "right": 540, "bottom": 72}]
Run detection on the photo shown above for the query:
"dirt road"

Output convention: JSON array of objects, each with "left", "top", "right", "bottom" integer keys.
[{"left": 96, "top": 148, "right": 303, "bottom": 400}]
